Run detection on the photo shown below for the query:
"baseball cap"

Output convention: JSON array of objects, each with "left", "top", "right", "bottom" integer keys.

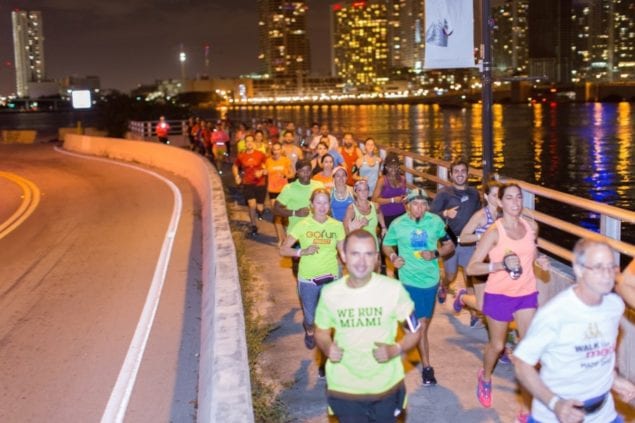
[
  {"left": 405, "top": 188, "right": 430, "bottom": 203},
  {"left": 333, "top": 166, "right": 348, "bottom": 177},
  {"left": 354, "top": 179, "right": 369, "bottom": 192}
]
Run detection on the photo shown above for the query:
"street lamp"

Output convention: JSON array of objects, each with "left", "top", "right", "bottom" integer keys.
[{"left": 179, "top": 50, "right": 186, "bottom": 83}]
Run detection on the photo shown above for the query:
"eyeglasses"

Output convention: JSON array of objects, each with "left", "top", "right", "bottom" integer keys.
[{"left": 580, "top": 264, "right": 619, "bottom": 273}]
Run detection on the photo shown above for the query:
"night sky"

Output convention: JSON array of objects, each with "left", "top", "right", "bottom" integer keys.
[{"left": 0, "top": 0, "right": 332, "bottom": 95}]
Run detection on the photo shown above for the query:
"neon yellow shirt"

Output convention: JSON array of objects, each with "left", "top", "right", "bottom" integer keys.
[
  {"left": 315, "top": 273, "right": 414, "bottom": 396},
  {"left": 288, "top": 215, "right": 345, "bottom": 280},
  {"left": 276, "top": 180, "right": 325, "bottom": 231}
]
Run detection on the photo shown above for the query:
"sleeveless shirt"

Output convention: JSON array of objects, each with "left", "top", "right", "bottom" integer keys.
[
  {"left": 379, "top": 176, "right": 407, "bottom": 217},
  {"left": 475, "top": 206, "right": 495, "bottom": 236},
  {"left": 330, "top": 188, "right": 354, "bottom": 222},
  {"left": 358, "top": 156, "right": 380, "bottom": 197},
  {"left": 485, "top": 218, "right": 537, "bottom": 297}
]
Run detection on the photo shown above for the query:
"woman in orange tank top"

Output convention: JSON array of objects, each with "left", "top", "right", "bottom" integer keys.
[{"left": 466, "top": 183, "right": 550, "bottom": 413}]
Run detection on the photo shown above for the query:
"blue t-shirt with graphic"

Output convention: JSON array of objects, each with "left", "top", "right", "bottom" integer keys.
[{"left": 382, "top": 212, "right": 447, "bottom": 288}]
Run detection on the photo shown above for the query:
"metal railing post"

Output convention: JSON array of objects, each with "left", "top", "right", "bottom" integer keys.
[
  {"left": 405, "top": 156, "right": 414, "bottom": 186},
  {"left": 601, "top": 214, "right": 621, "bottom": 264},
  {"left": 522, "top": 189, "right": 535, "bottom": 210},
  {"left": 437, "top": 166, "right": 448, "bottom": 191}
]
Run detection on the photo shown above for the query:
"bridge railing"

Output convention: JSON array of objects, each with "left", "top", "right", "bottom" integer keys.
[
  {"left": 378, "top": 146, "right": 635, "bottom": 267},
  {"left": 128, "top": 120, "right": 187, "bottom": 144}
]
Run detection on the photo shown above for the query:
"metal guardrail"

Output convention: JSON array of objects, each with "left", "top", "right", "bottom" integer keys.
[
  {"left": 378, "top": 146, "right": 635, "bottom": 266},
  {"left": 128, "top": 120, "right": 187, "bottom": 140}
]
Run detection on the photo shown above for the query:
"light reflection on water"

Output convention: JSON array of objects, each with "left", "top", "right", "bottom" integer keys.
[{"left": 231, "top": 102, "right": 634, "bottom": 245}]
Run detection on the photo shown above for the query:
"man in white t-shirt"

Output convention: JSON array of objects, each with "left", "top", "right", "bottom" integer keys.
[
  {"left": 513, "top": 239, "right": 635, "bottom": 423},
  {"left": 309, "top": 123, "right": 338, "bottom": 151}
]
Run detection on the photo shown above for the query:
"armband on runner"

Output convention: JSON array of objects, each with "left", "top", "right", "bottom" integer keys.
[{"left": 403, "top": 311, "right": 421, "bottom": 333}]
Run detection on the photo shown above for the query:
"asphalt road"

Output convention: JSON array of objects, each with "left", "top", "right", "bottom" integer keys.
[{"left": 0, "top": 144, "right": 201, "bottom": 422}]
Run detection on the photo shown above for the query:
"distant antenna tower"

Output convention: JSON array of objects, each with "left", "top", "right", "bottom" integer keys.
[
  {"left": 204, "top": 44, "right": 210, "bottom": 77},
  {"left": 179, "top": 43, "right": 186, "bottom": 82}
]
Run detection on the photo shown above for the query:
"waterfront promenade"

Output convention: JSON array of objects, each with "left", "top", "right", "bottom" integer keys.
[
  {"left": 222, "top": 172, "right": 632, "bottom": 422},
  {"left": 225, "top": 185, "right": 635, "bottom": 422}
]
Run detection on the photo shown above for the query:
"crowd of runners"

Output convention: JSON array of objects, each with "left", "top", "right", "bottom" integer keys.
[{"left": 205, "top": 117, "right": 635, "bottom": 422}]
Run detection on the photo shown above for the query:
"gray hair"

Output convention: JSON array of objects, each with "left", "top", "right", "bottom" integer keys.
[{"left": 572, "top": 238, "right": 613, "bottom": 268}]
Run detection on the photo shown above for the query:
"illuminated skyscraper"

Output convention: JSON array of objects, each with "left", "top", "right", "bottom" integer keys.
[
  {"left": 392, "top": 0, "right": 424, "bottom": 73},
  {"left": 331, "top": 1, "right": 390, "bottom": 89},
  {"left": 12, "top": 10, "right": 46, "bottom": 98},
  {"left": 571, "top": 0, "right": 634, "bottom": 81},
  {"left": 613, "top": 0, "right": 634, "bottom": 79},
  {"left": 258, "top": 0, "right": 310, "bottom": 79},
  {"left": 491, "top": 0, "right": 529, "bottom": 76}
]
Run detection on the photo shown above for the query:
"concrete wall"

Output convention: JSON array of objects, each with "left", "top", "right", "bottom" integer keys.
[
  {"left": 58, "top": 127, "right": 107, "bottom": 141},
  {"left": 1, "top": 130, "right": 37, "bottom": 144},
  {"left": 63, "top": 134, "right": 254, "bottom": 423}
]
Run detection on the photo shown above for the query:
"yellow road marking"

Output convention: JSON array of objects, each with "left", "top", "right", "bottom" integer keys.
[{"left": 0, "top": 172, "right": 41, "bottom": 239}]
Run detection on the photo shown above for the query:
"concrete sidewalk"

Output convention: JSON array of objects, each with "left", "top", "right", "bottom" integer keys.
[{"left": 223, "top": 180, "right": 525, "bottom": 423}]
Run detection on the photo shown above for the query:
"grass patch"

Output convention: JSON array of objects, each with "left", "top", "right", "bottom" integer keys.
[{"left": 231, "top": 222, "right": 288, "bottom": 422}]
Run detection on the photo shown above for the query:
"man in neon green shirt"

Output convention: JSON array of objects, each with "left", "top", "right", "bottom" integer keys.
[
  {"left": 273, "top": 159, "right": 325, "bottom": 232},
  {"left": 315, "top": 229, "right": 421, "bottom": 422},
  {"left": 382, "top": 188, "right": 454, "bottom": 387}
]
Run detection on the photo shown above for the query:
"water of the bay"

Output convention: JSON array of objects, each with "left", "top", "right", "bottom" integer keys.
[
  {"left": 229, "top": 102, "right": 635, "bottom": 254},
  {"left": 0, "top": 110, "right": 97, "bottom": 137}
]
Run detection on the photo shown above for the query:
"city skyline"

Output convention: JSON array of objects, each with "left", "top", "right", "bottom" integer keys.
[
  {"left": 0, "top": 0, "right": 332, "bottom": 96},
  {"left": 1, "top": 0, "right": 631, "bottom": 97}
]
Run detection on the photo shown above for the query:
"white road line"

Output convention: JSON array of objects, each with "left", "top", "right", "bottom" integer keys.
[{"left": 54, "top": 147, "right": 183, "bottom": 423}]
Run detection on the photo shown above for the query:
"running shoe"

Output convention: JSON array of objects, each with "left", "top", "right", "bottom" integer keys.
[
  {"left": 422, "top": 366, "right": 437, "bottom": 386},
  {"left": 437, "top": 285, "right": 447, "bottom": 304},
  {"left": 469, "top": 315, "right": 484, "bottom": 329},
  {"left": 304, "top": 332, "right": 316, "bottom": 350},
  {"left": 477, "top": 368, "right": 492, "bottom": 408},
  {"left": 498, "top": 350, "right": 511, "bottom": 365},
  {"left": 249, "top": 225, "right": 258, "bottom": 237},
  {"left": 318, "top": 365, "right": 326, "bottom": 378},
  {"left": 453, "top": 288, "right": 467, "bottom": 312}
]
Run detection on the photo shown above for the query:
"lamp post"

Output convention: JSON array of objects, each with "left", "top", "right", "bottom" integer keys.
[
  {"left": 179, "top": 49, "right": 186, "bottom": 83},
  {"left": 480, "top": 0, "right": 494, "bottom": 181}
]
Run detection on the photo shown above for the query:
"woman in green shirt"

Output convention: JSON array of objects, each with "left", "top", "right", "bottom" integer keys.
[{"left": 279, "top": 188, "right": 346, "bottom": 351}]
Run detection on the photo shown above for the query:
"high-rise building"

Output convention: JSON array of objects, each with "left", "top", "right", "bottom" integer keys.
[
  {"left": 614, "top": 0, "right": 634, "bottom": 80},
  {"left": 12, "top": 10, "right": 46, "bottom": 98},
  {"left": 392, "top": 0, "right": 425, "bottom": 73},
  {"left": 572, "top": 0, "right": 634, "bottom": 82},
  {"left": 258, "top": 0, "right": 311, "bottom": 79},
  {"left": 527, "top": 0, "right": 572, "bottom": 84},
  {"left": 491, "top": 0, "right": 529, "bottom": 77},
  {"left": 331, "top": 1, "right": 391, "bottom": 90}
]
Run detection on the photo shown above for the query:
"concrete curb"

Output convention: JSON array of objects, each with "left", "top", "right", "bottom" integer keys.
[{"left": 63, "top": 134, "right": 254, "bottom": 423}]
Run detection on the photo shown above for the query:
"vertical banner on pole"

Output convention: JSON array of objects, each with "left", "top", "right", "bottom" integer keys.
[{"left": 424, "top": 0, "right": 475, "bottom": 69}]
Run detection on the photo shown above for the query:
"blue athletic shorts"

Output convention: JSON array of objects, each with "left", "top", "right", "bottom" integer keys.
[{"left": 403, "top": 284, "right": 438, "bottom": 319}]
